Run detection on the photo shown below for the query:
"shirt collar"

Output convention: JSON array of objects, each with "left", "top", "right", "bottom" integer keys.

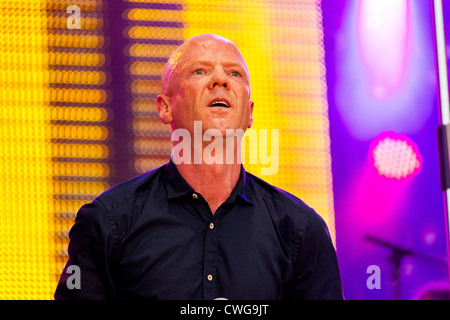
[{"left": 164, "top": 159, "right": 254, "bottom": 205}]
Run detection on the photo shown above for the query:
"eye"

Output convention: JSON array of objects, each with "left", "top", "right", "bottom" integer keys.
[
  {"left": 194, "top": 69, "right": 205, "bottom": 75},
  {"left": 230, "top": 71, "right": 241, "bottom": 77}
]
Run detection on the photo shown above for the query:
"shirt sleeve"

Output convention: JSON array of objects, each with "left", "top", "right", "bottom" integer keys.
[
  {"left": 291, "top": 211, "right": 344, "bottom": 300},
  {"left": 54, "top": 199, "right": 117, "bottom": 300}
]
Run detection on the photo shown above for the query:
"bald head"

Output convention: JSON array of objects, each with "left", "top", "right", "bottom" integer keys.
[{"left": 161, "top": 34, "right": 250, "bottom": 96}]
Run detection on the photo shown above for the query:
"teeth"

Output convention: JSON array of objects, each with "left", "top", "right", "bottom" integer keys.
[{"left": 211, "top": 101, "right": 229, "bottom": 107}]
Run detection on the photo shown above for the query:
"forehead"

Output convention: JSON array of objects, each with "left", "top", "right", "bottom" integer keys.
[
  {"left": 161, "top": 36, "right": 250, "bottom": 93},
  {"left": 178, "top": 38, "right": 248, "bottom": 71}
]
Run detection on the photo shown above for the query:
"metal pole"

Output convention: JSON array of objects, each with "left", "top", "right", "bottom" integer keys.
[{"left": 432, "top": 0, "right": 450, "bottom": 286}]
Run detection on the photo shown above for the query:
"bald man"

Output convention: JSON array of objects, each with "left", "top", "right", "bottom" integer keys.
[{"left": 55, "top": 34, "right": 343, "bottom": 300}]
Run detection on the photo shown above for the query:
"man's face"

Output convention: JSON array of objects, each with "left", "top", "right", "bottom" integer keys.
[{"left": 157, "top": 35, "right": 254, "bottom": 137}]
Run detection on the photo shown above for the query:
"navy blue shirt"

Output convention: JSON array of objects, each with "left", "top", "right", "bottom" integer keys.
[{"left": 55, "top": 160, "right": 343, "bottom": 300}]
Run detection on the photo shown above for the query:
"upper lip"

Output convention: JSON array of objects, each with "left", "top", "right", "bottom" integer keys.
[{"left": 208, "top": 97, "right": 232, "bottom": 108}]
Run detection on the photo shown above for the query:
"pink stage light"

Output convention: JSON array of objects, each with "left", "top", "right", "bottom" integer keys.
[{"left": 369, "top": 131, "right": 422, "bottom": 180}]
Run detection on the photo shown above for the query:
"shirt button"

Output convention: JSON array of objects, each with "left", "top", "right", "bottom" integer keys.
[
  {"left": 207, "top": 274, "right": 213, "bottom": 281},
  {"left": 209, "top": 222, "right": 214, "bottom": 230},
  {"left": 192, "top": 193, "right": 198, "bottom": 199}
]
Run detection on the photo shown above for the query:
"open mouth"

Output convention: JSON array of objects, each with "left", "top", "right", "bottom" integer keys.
[{"left": 208, "top": 99, "right": 231, "bottom": 108}]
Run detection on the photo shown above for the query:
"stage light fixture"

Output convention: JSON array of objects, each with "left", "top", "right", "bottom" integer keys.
[{"left": 369, "top": 131, "right": 422, "bottom": 181}]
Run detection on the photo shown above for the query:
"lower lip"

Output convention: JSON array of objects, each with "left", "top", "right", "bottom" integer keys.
[
  {"left": 208, "top": 106, "right": 231, "bottom": 113},
  {"left": 208, "top": 104, "right": 231, "bottom": 108}
]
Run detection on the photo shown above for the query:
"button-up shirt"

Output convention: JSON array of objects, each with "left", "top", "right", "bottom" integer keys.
[{"left": 55, "top": 160, "right": 343, "bottom": 300}]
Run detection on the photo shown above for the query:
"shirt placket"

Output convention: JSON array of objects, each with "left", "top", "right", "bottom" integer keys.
[
  {"left": 191, "top": 192, "right": 220, "bottom": 300},
  {"left": 203, "top": 216, "right": 218, "bottom": 300}
]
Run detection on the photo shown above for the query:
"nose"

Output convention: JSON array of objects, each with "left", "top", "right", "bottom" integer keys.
[{"left": 207, "top": 68, "right": 231, "bottom": 91}]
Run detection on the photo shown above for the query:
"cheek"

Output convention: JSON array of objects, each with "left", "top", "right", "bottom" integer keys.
[
  {"left": 233, "top": 81, "right": 251, "bottom": 100},
  {"left": 170, "top": 89, "right": 200, "bottom": 123},
  {"left": 179, "top": 81, "right": 205, "bottom": 104},
  {"left": 235, "top": 88, "right": 251, "bottom": 110}
]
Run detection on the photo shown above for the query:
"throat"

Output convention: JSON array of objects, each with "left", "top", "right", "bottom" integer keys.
[{"left": 175, "top": 162, "right": 241, "bottom": 214}]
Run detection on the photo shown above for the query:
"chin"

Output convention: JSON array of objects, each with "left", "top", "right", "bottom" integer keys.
[{"left": 200, "top": 117, "right": 246, "bottom": 135}]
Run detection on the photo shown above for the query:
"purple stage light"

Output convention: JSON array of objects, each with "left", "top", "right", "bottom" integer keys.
[
  {"left": 358, "top": 0, "right": 410, "bottom": 97},
  {"left": 334, "top": 0, "right": 435, "bottom": 141}
]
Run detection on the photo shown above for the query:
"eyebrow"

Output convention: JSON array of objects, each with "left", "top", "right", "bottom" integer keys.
[{"left": 181, "top": 60, "right": 248, "bottom": 72}]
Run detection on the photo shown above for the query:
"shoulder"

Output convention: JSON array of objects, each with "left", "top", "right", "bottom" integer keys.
[
  {"left": 246, "top": 171, "right": 315, "bottom": 214},
  {"left": 93, "top": 163, "right": 166, "bottom": 212},
  {"left": 245, "top": 171, "right": 327, "bottom": 231}
]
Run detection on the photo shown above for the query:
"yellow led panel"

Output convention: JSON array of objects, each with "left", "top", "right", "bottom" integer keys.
[
  {"left": 183, "top": 0, "right": 336, "bottom": 242},
  {"left": 127, "top": 8, "right": 183, "bottom": 22},
  {"left": 47, "top": 0, "right": 111, "bottom": 288},
  {"left": 0, "top": 0, "right": 111, "bottom": 300},
  {"left": 0, "top": 1, "right": 54, "bottom": 299},
  {"left": 124, "top": 1, "right": 184, "bottom": 174},
  {"left": 127, "top": 26, "right": 184, "bottom": 40}
]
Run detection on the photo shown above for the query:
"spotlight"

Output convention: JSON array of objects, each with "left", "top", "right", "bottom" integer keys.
[{"left": 369, "top": 131, "right": 422, "bottom": 180}]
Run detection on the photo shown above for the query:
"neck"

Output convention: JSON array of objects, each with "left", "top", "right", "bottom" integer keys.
[{"left": 174, "top": 148, "right": 241, "bottom": 215}]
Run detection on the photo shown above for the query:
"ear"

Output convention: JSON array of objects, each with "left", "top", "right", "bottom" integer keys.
[
  {"left": 156, "top": 94, "right": 173, "bottom": 124},
  {"left": 247, "top": 100, "right": 254, "bottom": 128}
]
